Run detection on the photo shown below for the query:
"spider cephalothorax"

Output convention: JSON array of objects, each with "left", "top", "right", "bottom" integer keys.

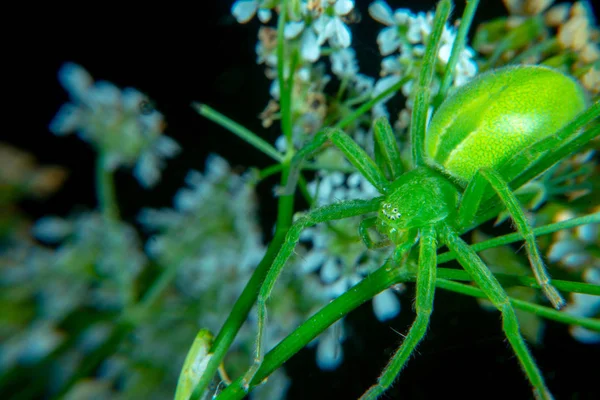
[{"left": 378, "top": 168, "right": 459, "bottom": 233}]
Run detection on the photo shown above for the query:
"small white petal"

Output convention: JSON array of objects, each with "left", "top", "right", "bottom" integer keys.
[
  {"left": 48, "top": 104, "right": 80, "bottom": 135},
  {"left": 547, "top": 240, "right": 578, "bottom": 262},
  {"left": 393, "top": 9, "right": 412, "bottom": 25},
  {"left": 438, "top": 43, "right": 452, "bottom": 64},
  {"left": 330, "top": 171, "right": 345, "bottom": 186},
  {"left": 372, "top": 75, "right": 401, "bottom": 100},
  {"left": 570, "top": 326, "right": 600, "bottom": 344},
  {"left": 121, "top": 88, "right": 146, "bottom": 112},
  {"left": 302, "top": 251, "right": 326, "bottom": 274},
  {"left": 284, "top": 21, "right": 305, "bottom": 39},
  {"left": 275, "top": 135, "right": 287, "bottom": 152},
  {"left": 231, "top": 0, "right": 259, "bottom": 24},
  {"left": 301, "top": 29, "right": 321, "bottom": 62},
  {"left": 332, "top": 18, "right": 352, "bottom": 48},
  {"left": 90, "top": 81, "right": 121, "bottom": 107},
  {"left": 373, "top": 289, "right": 401, "bottom": 321},
  {"left": 347, "top": 173, "right": 361, "bottom": 188},
  {"left": 58, "top": 63, "right": 93, "bottom": 100},
  {"left": 134, "top": 152, "right": 160, "bottom": 188},
  {"left": 32, "top": 217, "right": 71, "bottom": 242},
  {"left": 377, "top": 26, "right": 400, "bottom": 56},
  {"left": 257, "top": 8, "right": 272, "bottom": 23},
  {"left": 334, "top": 0, "right": 354, "bottom": 16},
  {"left": 321, "top": 258, "right": 341, "bottom": 283},
  {"left": 205, "top": 153, "right": 230, "bottom": 180},
  {"left": 368, "top": 1, "right": 395, "bottom": 26},
  {"left": 316, "top": 330, "right": 343, "bottom": 370},
  {"left": 325, "top": 278, "right": 348, "bottom": 298}
]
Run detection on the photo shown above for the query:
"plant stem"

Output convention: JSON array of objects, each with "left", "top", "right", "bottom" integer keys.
[
  {"left": 193, "top": 103, "right": 283, "bottom": 162},
  {"left": 443, "top": 213, "right": 600, "bottom": 263},
  {"left": 96, "top": 152, "right": 119, "bottom": 221},
  {"left": 215, "top": 260, "right": 600, "bottom": 399}
]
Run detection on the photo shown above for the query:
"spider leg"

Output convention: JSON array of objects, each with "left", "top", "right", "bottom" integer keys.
[
  {"left": 359, "top": 217, "right": 391, "bottom": 249},
  {"left": 242, "top": 197, "right": 382, "bottom": 390},
  {"left": 458, "top": 168, "right": 564, "bottom": 309},
  {"left": 360, "top": 225, "right": 437, "bottom": 400},
  {"left": 373, "top": 117, "right": 405, "bottom": 180},
  {"left": 440, "top": 223, "right": 553, "bottom": 400}
]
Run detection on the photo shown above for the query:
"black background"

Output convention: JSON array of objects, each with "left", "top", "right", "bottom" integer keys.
[{"left": 8, "top": 1, "right": 600, "bottom": 399}]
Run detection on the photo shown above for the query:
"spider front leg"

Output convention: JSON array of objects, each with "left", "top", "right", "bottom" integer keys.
[
  {"left": 242, "top": 197, "right": 382, "bottom": 390},
  {"left": 457, "top": 168, "right": 565, "bottom": 309},
  {"left": 440, "top": 223, "right": 553, "bottom": 400},
  {"left": 360, "top": 225, "right": 438, "bottom": 400}
]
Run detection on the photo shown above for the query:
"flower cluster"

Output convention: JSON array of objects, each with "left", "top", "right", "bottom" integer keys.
[
  {"left": 49, "top": 63, "right": 180, "bottom": 187},
  {"left": 474, "top": 0, "right": 599, "bottom": 93}
]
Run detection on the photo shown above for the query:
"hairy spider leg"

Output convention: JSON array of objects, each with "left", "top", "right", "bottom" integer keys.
[
  {"left": 360, "top": 225, "right": 438, "bottom": 400},
  {"left": 459, "top": 102, "right": 600, "bottom": 234},
  {"left": 242, "top": 197, "right": 383, "bottom": 389},
  {"left": 410, "top": 0, "right": 452, "bottom": 168},
  {"left": 373, "top": 117, "right": 405, "bottom": 180},
  {"left": 358, "top": 217, "right": 390, "bottom": 249},
  {"left": 458, "top": 168, "right": 565, "bottom": 308},
  {"left": 440, "top": 223, "right": 553, "bottom": 400}
]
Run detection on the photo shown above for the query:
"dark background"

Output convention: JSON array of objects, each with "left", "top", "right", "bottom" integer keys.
[{"left": 8, "top": 1, "right": 600, "bottom": 399}]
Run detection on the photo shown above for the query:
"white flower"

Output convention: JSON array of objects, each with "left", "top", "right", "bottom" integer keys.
[
  {"left": 231, "top": 0, "right": 272, "bottom": 24},
  {"left": 330, "top": 48, "right": 358, "bottom": 79},
  {"left": 50, "top": 63, "right": 180, "bottom": 188},
  {"left": 313, "top": 0, "right": 354, "bottom": 48}
]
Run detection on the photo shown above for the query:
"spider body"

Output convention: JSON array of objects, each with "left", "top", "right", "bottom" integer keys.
[{"left": 426, "top": 65, "right": 587, "bottom": 184}]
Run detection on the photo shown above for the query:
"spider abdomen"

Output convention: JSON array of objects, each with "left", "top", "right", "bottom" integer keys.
[{"left": 425, "top": 65, "right": 587, "bottom": 185}]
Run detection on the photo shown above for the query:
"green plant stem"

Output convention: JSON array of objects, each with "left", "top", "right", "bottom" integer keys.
[
  {"left": 190, "top": 2, "right": 297, "bottom": 397},
  {"left": 96, "top": 152, "right": 119, "bottom": 221},
  {"left": 216, "top": 260, "right": 599, "bottom": 399},
  {"left": 277, "top": 0, "right": 292, "bottom": 144},
  {"left": 435, "top": 278, "right": 600, "bottom": 330},
  {"left": 193, "top": 103, "right": 283, "bottom": 162},
  {"left": 336, "top": 76, "right": 411, "bottom": 129},
  {"left": 436, "top": 268, "right": 600, "bottom": 296},
  {"left": 443, "top": 213, "right": 600, "bottom": 263},
  {"left": 216, "top": 260, "right": 403, "bottom": 399}
]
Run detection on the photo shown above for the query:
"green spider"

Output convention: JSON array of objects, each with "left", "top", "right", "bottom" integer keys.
[{"left": 240, "top": 1, "right": 599, "bottom": 399}]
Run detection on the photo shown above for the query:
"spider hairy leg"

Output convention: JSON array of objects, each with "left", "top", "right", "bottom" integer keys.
[
  {"left": 358, "top": 217, "right": 391, "bottom": 249},
  {"left": 324, "top": 128, "right": 390, "bottom": 193},
  {"left": 373, "top": 117, "right": 405, "bottom": 180},
  {"left": 458, "top": 168, "right": 565, "bottom": 308},
  {"left": 360, "top": 225, "right": 438, "bottom": 400},
  {"left": 441, "top": 224, "right": 553, "bottom": 400},
  {"left": 241, "top": 198, "right": 383, "bottom": 390},
  {"left": 410, "top": 0, "right": 452, "bottom": 168}
]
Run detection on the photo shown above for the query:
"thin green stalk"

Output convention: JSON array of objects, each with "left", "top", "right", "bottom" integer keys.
[
  {"left": 436, "top": 268, "right": 600, "bottom": 296},
  {"left": 216, "top": 259, "right": 599, "bottom": 399},
  {"left": 216, "top": 260, "right": 404, "bottom": 399},
  {"left": 436, "top": 279, "right": 600, "bottom": 330},
  {"left": 190, "top": 2, "right": 297, "bottom": 397},
  {"left": 277, "top": 0, "right": 292, "bottom": 143},
  {"left": 411, "top": 0, "right": 451, "bottom": 167},
  {"left": 435, "top": 0, "right": 480, "bottom": 108},
  {"left": 193, "top": 103, "right": 283, "bottom": 162},
  {"left": 336, "top": 76, "right": 411, "bottom": 129},
  {"left": 443, "top": 213, "right": 600, "bottom": 263},
  {"left": 96, "top": 152, "right": 119, "bottom": 221}
]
